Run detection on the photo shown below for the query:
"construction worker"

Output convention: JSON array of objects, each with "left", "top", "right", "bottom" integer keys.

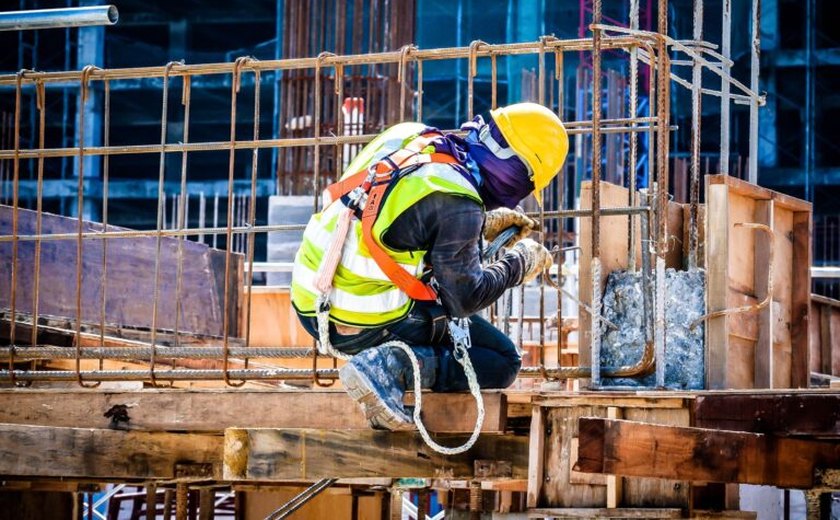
[{"left": 291, "top": 102, "right": 568, "bottom": 430}]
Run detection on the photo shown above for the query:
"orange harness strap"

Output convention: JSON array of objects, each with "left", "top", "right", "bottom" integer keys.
[{"left": 322, "top": 133, "right": 460, "bottom": 301}]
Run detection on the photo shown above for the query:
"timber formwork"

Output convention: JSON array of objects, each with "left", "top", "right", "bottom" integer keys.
[{"left": 1, "top": 0, "right": 839, "bottom": 519}]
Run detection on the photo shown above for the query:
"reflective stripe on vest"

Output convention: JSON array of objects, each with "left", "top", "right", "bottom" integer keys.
[{"left": 291, "top": 162, "right": 481, "bottom": 327}]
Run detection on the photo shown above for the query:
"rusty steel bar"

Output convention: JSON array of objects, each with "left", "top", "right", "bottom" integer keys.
[
  {"left": 689, "top": 0, "right": 703, "bottom": 269},
  {"left": 627, "top": 0, "right": 640, "bottom": 273},
  {"left": 149, "top": 62, "right": 179, "bottom": 389},
  {"left": 590, "top": 0, "right": 604, "bottom": 386},
  {"left": 174, "top": 75, "right": 192, "bottom": 349},
  {"left": 0, "top": 118, "right": 664, "bottom": 161},
  {"left": 747, "top": 0, "right": 761, "bottom": 183},
  {"left": 30, "top": 80, "right": 46, "bottom": 357},
  {"left": 7, "top": 71, "right": 24, "bottom": 386},
  {"left": 242, "top": 66, "right": 261, "bottom": 369},
  {"left": 0, "top": 37, "right": 642, "bottom": 86},
  {"left": 691, "top": 223, "right": 774, "bottom": 329},
  {"left": 74, "top": 65, "right": 100, "bottom": 389},
  {"left": 97, "top": 79, "right": 110, "bottom": 374},
  {"left": 221, "top": 57, "right": 251, "bottom": 388}
]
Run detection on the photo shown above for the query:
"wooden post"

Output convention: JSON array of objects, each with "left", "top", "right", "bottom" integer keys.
[
  {"left": 605, "top": 407, "right": 623, "bottom": 508},
  {"left": 527, "top": 406, "right": 546, "bottom": 508},
  {"left": 145, "top": 483, "right": 158, "bottom": 520},
  {"left": 706, "top": 181, "right": 729, "bottom": 389},
  {"left": 198, "top": 489, "right": 214, "bottom": 520}
]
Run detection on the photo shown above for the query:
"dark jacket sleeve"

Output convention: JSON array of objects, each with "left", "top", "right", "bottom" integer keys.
[{"left": 382, "top": 192, "right": 524, "bottom": 317}]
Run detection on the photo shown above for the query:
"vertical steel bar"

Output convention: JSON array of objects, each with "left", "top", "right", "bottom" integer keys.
[
  {"left": 243, "top": 65, "right": 262, "bottom": 367},
  {"left": 490, "top": 53, "right": 497, "bottom": 110},
  {"left": 689, "top": 0, "right": 703, "bottom": 268},
  {"left": 805, "top": 0, "right": 814, "bottom": 201},
  {"left": 335, "top": 63, "right": 344, "bottom": 180},
  {"left": 174, "top": 75, "right": 192, "bottom": 349},
  {"left": 467, "top": 40, "right": 481, "bottom": 121},
  {"left": 555, "top": 49, "right": 564, "bottom": 367},
  {"left": 628, "top": 0, "right": 640, "bottom": 272},
  {"left": 30, "top": 80, "right": 46, "bottom": 357},
  {"left": 74, "top": 66, "right": 99, "bottom": 388},
  {"left": 8, "top": 71, "right": 24, "bottom": 385},
  {"left": 537, "top": 36, "right": 547, "bottom": 377},
  {"left": 222, "top": 57, "right": 249, "bottom": 387},
  {"left": 590, "top": 0, "right": 604, "bottom": 387},
  {"left": 417, "top": 59, "right": 424, "bottom": 121},
  {"left": 98, "top": 78, "right": 110, "bottom": 374},
  {"left": 748, "top": 0, "right": 761, "bottom": 184},
  {"left": 398, "top": 45, "right": 413, "bottom": 122},
  {"left": 719, "top": 0, "right": 731, "bottom": 175},
  {"left": 149, "top": 62, "right": 178, "bottom": 388}
]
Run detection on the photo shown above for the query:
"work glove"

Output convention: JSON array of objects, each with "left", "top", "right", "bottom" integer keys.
[
  {"left": 511, "top": 238, "right": 553, "bottom": 284},
  {"left": 483, "top": 207, "right": 539, "bottom": 247}
]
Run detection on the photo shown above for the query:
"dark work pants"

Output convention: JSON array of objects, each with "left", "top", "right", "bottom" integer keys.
[{"left": 297, "top": 302, "right": 522, "bottom": 392}]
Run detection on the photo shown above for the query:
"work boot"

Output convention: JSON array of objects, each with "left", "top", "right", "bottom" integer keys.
[{"left": 339, "top": 345, "right": 437, "bottom": 431}]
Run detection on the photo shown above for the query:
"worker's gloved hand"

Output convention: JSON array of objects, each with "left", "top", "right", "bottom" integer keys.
[
  {"left": 511, "top": 238, "right": 553, "bottom": 284},
  {"left": 483, "top": 208, "right": 539, "bottom": 247}
]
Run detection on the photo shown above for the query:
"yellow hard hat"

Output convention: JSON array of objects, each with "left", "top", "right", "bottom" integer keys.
[{"left": 489, "top": 103, "right": 568, "bottom": 205}]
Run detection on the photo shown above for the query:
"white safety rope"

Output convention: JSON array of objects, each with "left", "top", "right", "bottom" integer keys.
[{"left": 315, "top": 294, "right": 485, "bottom": 455}]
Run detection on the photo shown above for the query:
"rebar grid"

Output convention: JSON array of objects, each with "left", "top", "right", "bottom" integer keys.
[{"left": 0, "top": 16, "right": 763, "bottom": 386}]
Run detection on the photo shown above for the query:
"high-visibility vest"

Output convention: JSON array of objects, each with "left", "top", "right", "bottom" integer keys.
[{"left": 291, "top": 123, "right": 483, "bottom": 327}]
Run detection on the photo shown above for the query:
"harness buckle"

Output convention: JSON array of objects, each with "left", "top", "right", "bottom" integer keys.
[{"left": 448, "top": 317, "right": 472, "bottom": 359}]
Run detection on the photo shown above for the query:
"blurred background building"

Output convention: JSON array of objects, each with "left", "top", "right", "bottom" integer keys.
[{"left": 1, "top": 0, "right": 837, "bottom": 296}]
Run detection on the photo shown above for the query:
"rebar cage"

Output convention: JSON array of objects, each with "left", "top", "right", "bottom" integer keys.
[{"left": 0, "top": 0, "right": 764, "bottom": 387}]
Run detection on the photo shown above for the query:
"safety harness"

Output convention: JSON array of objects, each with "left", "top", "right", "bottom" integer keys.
[{"left": 312, "top": 132, "right": 485, "bottom": 455}]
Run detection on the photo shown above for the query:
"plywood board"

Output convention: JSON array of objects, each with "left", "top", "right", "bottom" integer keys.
[{"left": 0, "top": 206, "right": 242, "bottom": 337}]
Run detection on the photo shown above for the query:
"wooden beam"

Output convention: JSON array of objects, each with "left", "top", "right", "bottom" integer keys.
[
  {"left": 527, "top": 508, "right": 682, "bottom": 519},
  {"left": 574, "top": 418, "right": 840, "bottom": 489},
  {"left": 223, "top": 428, "right": 528, "bottom": 481},
  {"left": 791, "top": 211, "right": 812, "bottom": 388},
  {"left": 705, "top": 180, "right": 730, "bottom": 389},
  {"left": 0, "top": 389, "right": 506, "bottom": 433},
  {"left": 694, "top": 392, "right": 840, "bottom": 437},
  {"left": 0, "top": 423, "right": 222, "bottom": 480}
]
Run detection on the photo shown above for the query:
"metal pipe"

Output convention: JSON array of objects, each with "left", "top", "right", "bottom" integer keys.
[
  {"left": 0, "top": 6, "right": 118, "bottom": 32},
  {"left": 748, "top": 0, "right": 761, "bottom": 183},
  {"left": 719, "top": 0, "right": 732, "bottom": 174},
  {"left": 266, "top": 479, "right": 337, "bottom": 520}
]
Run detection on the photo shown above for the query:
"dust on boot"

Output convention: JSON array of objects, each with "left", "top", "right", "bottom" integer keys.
[{"left": 339, "top": 345, "right": 437, "bottom": 431}]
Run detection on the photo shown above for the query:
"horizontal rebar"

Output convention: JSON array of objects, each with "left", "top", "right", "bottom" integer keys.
[
  {"left": 0, "top": 121, "right": 663, "bottom": 161},
  {"left": 0, "top": 36, "right": 645, "bottom": 86},
  {"left": 0, "top": 346, "right": 314, "bottom": 360}
]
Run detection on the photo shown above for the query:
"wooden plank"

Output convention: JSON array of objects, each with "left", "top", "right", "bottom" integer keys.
[
  {"left": 0, "top": 206, "right": 242, "bottom": 337},
  {"left": 791, "top": 211, "right": 812, "bottom": 387},
  {"left": 620, "top": 408, "right": 690, "bottom": 508},
  {"left": 0, "top": 423, "right": 222, "bottom": 480},
  {"left": 706, "top": 181, "right": 730, "bottom": 389},
  {"left": 223, "top": 428, "right": 529, "bottom": 480},
  {"left": 527, "top": 508, "right": 682, "bottom": 519},
  {"left": 694, "top": 392, "right": 840, "bottom": 437},
  {"left": 527, "top": 406, "right": 546, "bottom": 508},
  {"left": 605, "top": 407, "right": 622, "bottom": 508},
  {"left": 706, "top": 174, "right": 812, "bottom": 213},
  {"left": 533, "top": 393, "right": 690, "bottom": 409},
  {"left": 821, "top": 305, "right": 833, "bottom": 375},
  {"left": 753, "top": 200, "right": 774, "bottom": 388},
  {"left": 542, "top": 406, "right": 607, "bottom": 507},
  {"left": 240, "top": 287, "right": 310, "bottom": 348},
  {"left": 0, "top": 389, "right": 507, "bottom": 433},
  {"left": 575, "top": 418, "right": 840, "bottom": 489}
]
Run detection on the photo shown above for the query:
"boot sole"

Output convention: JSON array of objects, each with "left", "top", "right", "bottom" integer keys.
[{"left": 339, "top": 363, "right": 416, "bottom": 431}]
